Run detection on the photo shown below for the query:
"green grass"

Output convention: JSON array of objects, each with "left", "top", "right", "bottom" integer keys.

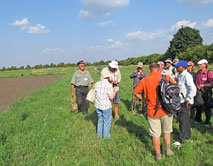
[{"left": 0, "top": 66, "right": 213, "bottom": 166}]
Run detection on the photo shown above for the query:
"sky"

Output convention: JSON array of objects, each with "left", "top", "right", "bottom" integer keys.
[{"left": 0, "top": 0, "right": 213, "bottom": 68}]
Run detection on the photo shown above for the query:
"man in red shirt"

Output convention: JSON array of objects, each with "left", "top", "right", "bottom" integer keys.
[{"left": 134, "top": 63, "right": 175, "bottom": 161}]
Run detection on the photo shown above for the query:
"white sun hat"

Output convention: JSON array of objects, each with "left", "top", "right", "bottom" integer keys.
[{"left": 109, "top": 61, "right": 118, "bottom": 69}]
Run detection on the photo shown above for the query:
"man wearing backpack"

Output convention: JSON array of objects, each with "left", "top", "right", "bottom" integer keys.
[
  {"left": 173, "top": 61, "right": 197, "bottom": 147},
  {"left": 134, "top": 63, "right": 175, "bottom": 162}
]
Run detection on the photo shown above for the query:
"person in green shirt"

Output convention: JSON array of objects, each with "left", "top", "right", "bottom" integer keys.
[{"left": 71, "top": 60, "right": 93, "bottom": 114}]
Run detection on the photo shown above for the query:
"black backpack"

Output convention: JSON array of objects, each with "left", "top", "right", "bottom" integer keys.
[{"left": 154, "top": 75, "right": 181, "bottom": 116}]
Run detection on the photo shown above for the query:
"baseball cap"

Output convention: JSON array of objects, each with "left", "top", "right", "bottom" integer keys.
[
  {"left": 187, "top": 61, "right": 194, "bottom": 66},
  {"left": 197, "top": 59, "right": 208, "bottom": 65},
  {"left": 137, "top": 62, "right": 143, "bottom": 68},
  {"left": 174, "top": 60, "right": 188, "bottom": 67}
]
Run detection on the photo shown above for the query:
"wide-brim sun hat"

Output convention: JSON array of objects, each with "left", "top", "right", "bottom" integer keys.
[
  {"left": 109, "top": 61, "right": 118, "bottom": 69},
  {"left": 174, "top": 60, "right": 188, "bottom": 67},
  {"left": 164, "top": 59, "right": 172, "bottom": 64},
  {"left": 101, "top": 70, "right": 111, "bottom": 79},
  {"left": 197, "top": 59, "right": 208, "bottom": 65}
]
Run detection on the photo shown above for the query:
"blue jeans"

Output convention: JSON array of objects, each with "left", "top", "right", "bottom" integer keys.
[{"left": 96, "top": 108, "right": 111, "bottom": 138}]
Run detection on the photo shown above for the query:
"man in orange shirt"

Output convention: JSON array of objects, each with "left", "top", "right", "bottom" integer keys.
[{"left": 134, "top": 63, "right": 175, "bottom": 162}]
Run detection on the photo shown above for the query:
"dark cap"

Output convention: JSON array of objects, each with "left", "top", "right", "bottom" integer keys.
[{"left": 77, "top": 60, "right": 85, "bottom": 66}]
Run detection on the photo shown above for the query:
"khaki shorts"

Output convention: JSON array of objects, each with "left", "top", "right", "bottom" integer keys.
[{"left": 148, "top": 114, "right": 173, "bottom": 137}]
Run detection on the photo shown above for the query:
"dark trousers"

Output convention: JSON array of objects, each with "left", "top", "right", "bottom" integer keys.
[
  {"left": 195, "top": 105, "right": 211, "bottom": 123},
  {"left": 75, "top": 86, "right": 89, "bottom": 114},
  {"left": 178, "top": 103, "right": 191, "bottom": 143}
]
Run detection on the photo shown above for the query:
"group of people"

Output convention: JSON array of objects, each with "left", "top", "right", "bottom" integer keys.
[{"left": 70, "top": 58, "right": 213, "bottom": 162}]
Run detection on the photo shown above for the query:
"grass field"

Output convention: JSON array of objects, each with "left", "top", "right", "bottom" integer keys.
[{"left": 0, "top": 66, "right": 213, "bottom": 166}]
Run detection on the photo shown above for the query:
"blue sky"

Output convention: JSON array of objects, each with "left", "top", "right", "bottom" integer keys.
[{"left": 0, "top": 0, "right": 213, "bottom": 68}]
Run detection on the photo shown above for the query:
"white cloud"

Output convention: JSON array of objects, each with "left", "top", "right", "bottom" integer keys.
[
  {"left": 126, "top": 30, "right": 166, "bottom": 41},
  {"left": 79, "top": 0, "right": 129, "bottom": 19},
  {"left": 11, "top": 18, "right": 50, "bottom": 35},
  {"left": 97, "top": 20, "right": 113, "bottom": 27},
  {"left": 171, "top": 20, "right": 197, "bottom": 30},
  {"left": 88, "top": 40, "right": 127, "bottom": 50},
  {"left": 42, "top": 48, "right": 64, "bottom": 54},
  {"left": 28, "top": 24, "right": 50, "bottom": 34},
  {"left": 177, "top": 0, "right": 213, "bottom": 5},
  {"left": 108, "top": 38, "right": 113, "bottom": 43},
  {"left": 11, "top": 18, "right": 29, "bottom": 26},
  {"left": 203, "top": 18, "right": 213, "bottom": 28}
]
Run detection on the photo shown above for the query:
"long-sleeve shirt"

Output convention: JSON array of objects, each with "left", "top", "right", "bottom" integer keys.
[
  {"left": 177, "top": 70, "right": 197, "bottom": 104},
  {"left": 130, "top": 70, "right": 147, "bottom": 89}
]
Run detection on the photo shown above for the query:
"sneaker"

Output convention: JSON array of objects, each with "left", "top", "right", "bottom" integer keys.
[
  {"left": 155, "top": 154, "right": 162, "bottom": 162},
  {"left": 173, "top": 141, "right": 182, "bottom": 147},
  {"left": 166, "top": 149, "right": 175, "bottom": 157}
]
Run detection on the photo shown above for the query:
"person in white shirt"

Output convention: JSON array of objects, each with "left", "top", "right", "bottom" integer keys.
[
  {"left": 94, "top": 70, "right": 118, "bottom": 138},
  {"left": 173, "top": 60, "right": 197, "bottom": 147}
]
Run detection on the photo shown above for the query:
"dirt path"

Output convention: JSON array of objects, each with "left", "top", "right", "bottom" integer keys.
[{"left": 0, "top": 75, "right": 64, "bottom": 112}]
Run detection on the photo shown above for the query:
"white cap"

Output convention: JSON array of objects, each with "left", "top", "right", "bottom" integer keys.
[
  {"left": 197, "top": 59, "right": 208, "bottom": 65},
  {"left": 109, "top": 61, "right": 118, "bottom": 69},
  {"left": 157, "top": 61, "right": 164, "bottom": 65},
  {"left": 101, "top": 69, "right": 111, "bottom": 79}
]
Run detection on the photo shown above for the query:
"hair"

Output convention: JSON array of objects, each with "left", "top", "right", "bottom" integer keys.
[{"left": 149, "top": 63, "right": 160, "bottom": 71}]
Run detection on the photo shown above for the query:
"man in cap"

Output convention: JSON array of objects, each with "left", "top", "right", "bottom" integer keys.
[
  {"left": 101, "top": 60, "right": 122, "bottom": 119},
  {"left": 130, "top": 62, "right": 147, "bottom": 114},
  {"left": 194, "top": 59, "right": 213, "bottom": 125},
  {"left": 157, "top": 61, "right": 164, "bottom": 74},
  {"left": 173, "top": 60, "right": 196, "bottom": 147},
  {"left": 164, "top": 58, "right": 176, "bottom": 82},
  {"left": 173, "top": 59, "right": 179, "bottom": 65},
  {"left": 71, "top": 60, "right": 93, "bottom": 114}
]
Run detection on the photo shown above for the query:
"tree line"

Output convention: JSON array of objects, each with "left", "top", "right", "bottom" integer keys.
[{"left": 1, "top": 26, "right": 213, "bottom": 71}]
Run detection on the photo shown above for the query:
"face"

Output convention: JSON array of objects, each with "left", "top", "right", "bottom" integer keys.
[
  {"left": 165, "top": 62, "right": 171, "bottom": 68},
  {"left": 109, "top": 66, "right": 116, "bottom": 73},
  {"left": 78, "top": 64, "right": 85, "bottom": 71},
  {"left": 187, "top": 65, "right": 192, "bottom": 72},
  {"left": 198, "top": 63, "right": 206, "bottom": 70},
  {"left": 176, "top": 66, "right": 184, "bottom": 73},
  {"left": 159, "top": 64, "right": 164, "bottom": 69}
]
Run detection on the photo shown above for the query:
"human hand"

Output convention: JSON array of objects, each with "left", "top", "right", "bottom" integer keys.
[
  {"left": 113, "top": 80, "right": 118, "bottom": 84},
  {"left": 72, "top": 92, "right": 75, "bottom": 97},
  {"left": 197, "top": 84, "right": 204, "bottom": 90},
  {"left": 185, "top": 101, "right": 189, "bottom": 109}
]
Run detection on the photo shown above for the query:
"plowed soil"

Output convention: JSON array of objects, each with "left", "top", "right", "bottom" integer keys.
[{"left": 0, "top": 75, "right": 64, "bottom": 112}]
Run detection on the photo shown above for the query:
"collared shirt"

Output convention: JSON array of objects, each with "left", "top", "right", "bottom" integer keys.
[
  {"left": 195, "top": 69, "right": 213, "bottom": 88},
  {"left": 71, "top": 70, "right": 93, "bottom": 86},
  {"left": 94, "top": 79, "right": 114, "bottom": 110},
  {"left": 177, "top": 70, "right": 197, "bottom": 104},
  {"left": 101, "top": 67, "right": 122, "bottom": 83},
  {"left": 134, "top": 71, "right": 175, "bottom": 118},
  {"left": 130, "top": 70, "right": 147, "bottom": 88}
]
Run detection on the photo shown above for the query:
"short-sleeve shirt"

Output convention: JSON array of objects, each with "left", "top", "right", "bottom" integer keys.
[
  {"left": 134, "top": 71, "right": 175, "bottom": 118},
  {"left": 101, "top": 67, "right": 122, "bottom": 83},
  {"left": 94, "top": 79, "right": 114, "bottom": 110},
  {"left": 71, "top": 70, "right": 93, "bottom": 86},
  {"left": 195, "top": 69, "right": 213, "bottom": 88}
]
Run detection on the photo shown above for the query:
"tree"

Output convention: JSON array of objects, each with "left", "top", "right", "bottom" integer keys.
[
  {"left": 167, "top": 26, "right": 203, "bottom": 60},
  {"left": 26, "top": 65, "right": 31, "bottom": 70}
]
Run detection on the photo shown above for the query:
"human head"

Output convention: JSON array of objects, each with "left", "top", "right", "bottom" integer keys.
[
  {"left": 164, "top": 59, "right": 172, "bottom": 68},
  {"left": 173, "top": 59, "right": 179, "bottom": 65},
  {"left": 187, "top": 61, "right": 194, "bottom": 72},
  {"left": 77, "top": 60, "right": 85, "bottom": 71},
  {"left": 157, "top": 61, "right": 164, "bottom": 69},
  {"left": 197, "top": 59, "right": 208, "bottom": 70},
  {"left": 108, "top": 60, "right": 118, "bottom": 73},
  {"left": 174, "top": 60, "right": 188, "bottom": 73},
  {"left": 149, "top": 63, "right": 160, "bottom": 72},
  {"left": 101, "top": 69, "right": 111, "bottom": 80},
  {"left": 137, "top": 62, "right": 143, "bottom": 68}
]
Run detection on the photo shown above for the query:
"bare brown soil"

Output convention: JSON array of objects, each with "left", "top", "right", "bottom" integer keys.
[{"left": 0, "top": 75, "right": 64, "bottom": 112}]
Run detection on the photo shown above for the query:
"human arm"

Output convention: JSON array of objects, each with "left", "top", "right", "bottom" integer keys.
[
  {"left": 130, "top": 71, "right": 137, "bottom": 78},
  {"left": 185, "top": 74, "right": 197, "bottom": 108},
  {"left": 109, "top": 87, "right": 119, "bottom": 100},
  {"left": 71, "top": 84, "right": 75, "bottom": 97}
]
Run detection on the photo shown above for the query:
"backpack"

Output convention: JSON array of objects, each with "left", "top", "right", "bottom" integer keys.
[{"left": 154, "top": 75, "right": 181, "bottom": 116}]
